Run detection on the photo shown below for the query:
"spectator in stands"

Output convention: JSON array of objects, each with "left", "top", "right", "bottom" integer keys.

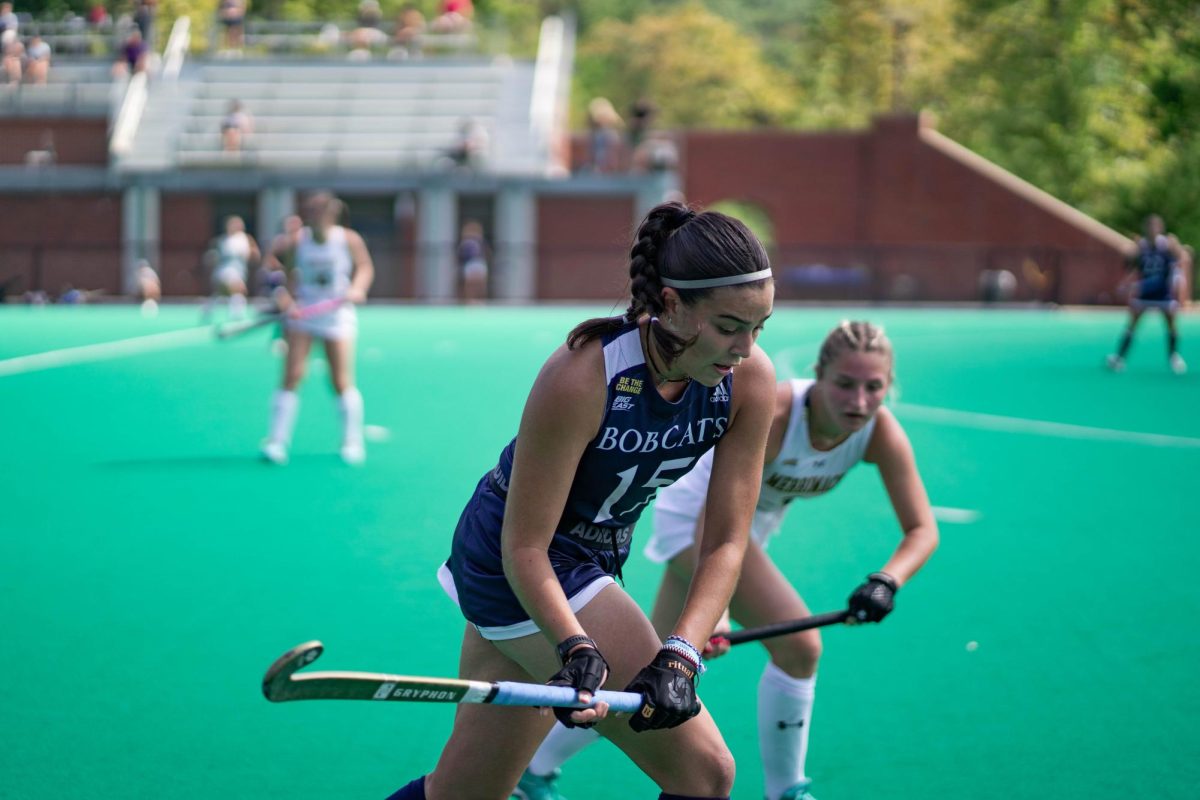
[
  {"left": 634, "top": 130, "right": 679, "bottom": 173},
  {"left": 88, "top": 3, "right": 110, "bottom": 29},
  {"left": 586, "top": 96, "right": 624, "bottom": 173},
  {"left": 0, "top": 3, "right": 19, "bottom": 46},
  {"left": 390, "top": 3, "right": 425, "bottom": 59},
  {"left": 443, "top": 117, "right": 489, "bottom": 170},
  {"left": 430, "top": 0, "right": 473, "bottom": 34},
  {"left": 221, "top": 100, "right": 254, "bottom": 152},
  {"left": 627, "top": 98, "right": 656, "bottom": 159},
  {"left": 24, "top": 34, "right": 50, "bottom": 85},
  {"left": 457, "top": 219, "right": 489, "bottom": 304},
  {"left": 2, "top": 36, "right": 22, "bottom": 85},
  {"left": 218, "top": 0, "right": 246, "bottom": 52},
  {"left": 347, "top": 0, "right": 388, "bottom": 59},
  {"left": 114, "top": 28, "right": 148, "bottom": 76},
  {"left": 133, "top": 0, "right": 157, "bottom": 52},
  {"left": 24, "top": 130, "right": 55, "bottom": 166},
  {"left": 357, "top": 0, "right": 383, "bottom": 29}
]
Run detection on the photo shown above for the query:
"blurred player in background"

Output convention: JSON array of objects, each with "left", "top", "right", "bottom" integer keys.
[
  {"left": 261, "top": 192, "right": 375, "bottom": 465},
  {"left": 384, "top": 201, "right": 777, "bottom": 800},
  {"left": 457, "top": 219, "right": 489, "bottom": 304},
  {"left": 201, "top": 215, "right": 260, "bottom": 323},
  {"left": 1107, "top": 214, "right": 1187, "bottom": 374},
  {"left": 135, "top": 259, "right": 161, "bottom": 317},
  {"left": 518, "top": 321, "right": 939, "bottom": 800}
]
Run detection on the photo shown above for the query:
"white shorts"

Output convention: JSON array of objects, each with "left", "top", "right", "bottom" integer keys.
[
  {"left": 462, "top": 258, "right": 488, "bottom": 281},
  {"left": 436, "top": 562, "right": 614, "bottom": 641},
  {"left": 644, "top": 504, "right": 785, "bottom": 563},
  {"left": 286, "top": 304, "right": 357, "bottom": 341},
  {"left": 214, "top": 266, "right": 246, "bottom": 291}
]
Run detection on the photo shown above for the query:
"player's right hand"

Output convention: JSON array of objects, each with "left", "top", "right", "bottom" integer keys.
[
  {"left": 546, "top": 636, "right": 609, "bottom": 729},
  {"left": 625, "top": 649, "right": 701, "bottom": 732}
]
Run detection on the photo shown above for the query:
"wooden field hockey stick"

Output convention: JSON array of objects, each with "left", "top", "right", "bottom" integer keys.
[
  {"left": 263, "top": 640, "right": 645, "bottom": 712},
  {"left": 710, "top": 609, "right": 854, "bottom": 648},
  {"left": 214, "top": 296, "right": 345, "bottom": 340}
]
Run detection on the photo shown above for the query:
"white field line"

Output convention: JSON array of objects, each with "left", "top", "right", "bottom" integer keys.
[
  {"left": 931, "top": 506, "right": 982, "bottom": 524},
  {"left": 896, "top": 403, "right": 1200, "bottom": 449},
  {"left": 0, "top": 327, "right": 213, "bottom": 378}
]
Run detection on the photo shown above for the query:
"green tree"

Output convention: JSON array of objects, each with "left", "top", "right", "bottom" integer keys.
[{"left": 574, "top": 2, "right": 796, "bottom": 128}]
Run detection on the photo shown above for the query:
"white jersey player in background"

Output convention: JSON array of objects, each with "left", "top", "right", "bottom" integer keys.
[
  {"left": 202, "top": 215, "right": 260, "bottom": 322},
  {"left": 517, "top": 320, "right": 939, "bottom": 800},
  {"left": 261, "top": 191, "right": 375, "bottom": 466}
]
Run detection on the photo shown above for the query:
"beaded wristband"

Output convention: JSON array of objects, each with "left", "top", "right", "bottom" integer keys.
[{"left": 663, "top": 635, "right": 706, "bottom": 675}]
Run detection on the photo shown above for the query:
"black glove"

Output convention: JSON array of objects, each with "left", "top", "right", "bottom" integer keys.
[
  {"left": 546, "top": 635, "right": 609, "bottom": 728},
  {"left": 848, "top": 571, "right": 898, "bottom": 623},
  {"left": 624, "top": 649, "right": 702, "bottom": 732}
]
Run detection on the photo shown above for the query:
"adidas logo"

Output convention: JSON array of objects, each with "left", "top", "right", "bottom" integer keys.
[
  {"left": 710, "top": 383, "right": 730, "bottom": 403},
  {"left": 611, "top": 395, "right": 635, "bottom": 412}
]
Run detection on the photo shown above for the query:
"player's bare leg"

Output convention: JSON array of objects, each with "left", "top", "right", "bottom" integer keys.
[
  {"left": 262, "top": 330, "right": 311, "bottom": 464},
  {"left": 574, "top": 586, "right": 736, "bottom": 798},
  {"left": 1165, "top": 310, "right": 1186, "bottom": 374},
  {"left": 1108, "top": 306, "right": 1145, "bottom": 371},
  {"left": 414, "top": 627, "right": 558, "bottom": 800}
]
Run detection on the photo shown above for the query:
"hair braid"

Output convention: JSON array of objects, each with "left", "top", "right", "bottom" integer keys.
[
  {"left": 567, "top": 199, "right": 768, "bottom": 352},
  {"left": 814, "top": 320, "right": 894, "bottom": 380}
]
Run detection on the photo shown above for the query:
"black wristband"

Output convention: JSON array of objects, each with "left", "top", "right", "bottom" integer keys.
[
  {"left": 555, "top": 635, "right": 597, "bottom": 665},
  {"left": 868, "top": 571, "right": 899, "bottom": 591}
]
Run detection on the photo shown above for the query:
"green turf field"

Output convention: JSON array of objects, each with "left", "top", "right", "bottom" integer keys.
[{"left": 2, "top": 304, "right": 1198, "bottom": 799}]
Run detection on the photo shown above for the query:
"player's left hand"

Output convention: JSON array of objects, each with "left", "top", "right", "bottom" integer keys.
[
  {"left": 703, "top": 609, "right": 733, "bottom": 659},
  {"left": 625, "top": 649, "right": 701, "bottom": 732},
  {"left": 848, "top": 571, "right": 898, "bottom": 623},
  {"left": 345, "top": 286, "right": 367, "bottom": 304}
]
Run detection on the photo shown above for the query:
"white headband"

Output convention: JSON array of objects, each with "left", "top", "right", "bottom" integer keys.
[{"left": 660, "top": 268, "right": 773, "bottom": 290}]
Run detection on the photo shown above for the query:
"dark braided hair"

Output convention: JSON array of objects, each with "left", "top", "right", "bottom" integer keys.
[{"left": 568, "top": 201, "right": 770, "bottom": 361}]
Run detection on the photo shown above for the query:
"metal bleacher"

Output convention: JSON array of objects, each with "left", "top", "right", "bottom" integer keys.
[
  {"left": 112, "top": 56, "right": 544, "bottom": 174},
  {"left": 8, "top": 13, "right": 569, "bottom": 178},
  {"left": 0, "top": 62, "right": 121, "bottom": 117}
]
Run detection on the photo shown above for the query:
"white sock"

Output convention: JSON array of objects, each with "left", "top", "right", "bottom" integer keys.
[
  {"left": 528, "top": 723, "right": 600, "bottom": 776},
  {"left": 268, "top": 389, "right": 299, "bottom": 446},
  {"left": 229, "top": 293, "right": 247, "bottom": 320},
  {"left": 758, "top": 663, "right": 816, "bottom": 800},
  {"left": 337, "top": 387, "right": 364, "bottom": 448}
]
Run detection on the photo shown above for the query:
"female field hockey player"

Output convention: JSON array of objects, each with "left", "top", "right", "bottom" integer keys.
[
  {"left": 1107, "top": 214, "right": 1187, "bottom": 374},
  {"left": 260, "top": 191, "right": 375, "bottom": 465},
  {"left": 519, "top": 321, "right": 939, "bottom": 800},
  {"left": 385, "top": 201, "right": 776, "bottom": 800},
  {"left": 201, "top": 215, "right": 260, "bottom": 323}
]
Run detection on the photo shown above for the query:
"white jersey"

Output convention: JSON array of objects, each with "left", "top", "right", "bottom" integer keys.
[
  {"left": 214, "top": 231, "right": 252, "bottom": 280},
  {"left": 294, "top": 225, "right": 353, "bottom": 304},
  {"left": 288, "top": 225, "right": 358, "bottom": 341},
  {"left": 646, "top": 378, "right": 878, "bottom": 561}
]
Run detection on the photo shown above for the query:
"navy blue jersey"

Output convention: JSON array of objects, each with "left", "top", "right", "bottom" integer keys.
[
  {"left": 446, "top": 321, "right": 734, "bottom": 629},
  {"left": 1134, "top": 236, "right": 1177, "bottom": 300}
]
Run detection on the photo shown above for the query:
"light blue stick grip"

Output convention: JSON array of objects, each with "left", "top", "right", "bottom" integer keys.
[{"left": 491, "top": 681, "right": 643, "bottom": 712}]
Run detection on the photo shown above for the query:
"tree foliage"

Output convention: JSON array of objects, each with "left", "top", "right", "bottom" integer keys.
[{"left": 574, "top": 3, "right": 794, "bottom": 128}]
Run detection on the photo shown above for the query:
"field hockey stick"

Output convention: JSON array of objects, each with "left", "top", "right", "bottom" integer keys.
[
  {"left": 263, "top": 640, "right": 645, "bottom": 712},
  {"left": 214, "top": 296, "right": 345, "bottom": 340},
  {"left": 710, "top": 609, "right": 853, "bottom": 647}
]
